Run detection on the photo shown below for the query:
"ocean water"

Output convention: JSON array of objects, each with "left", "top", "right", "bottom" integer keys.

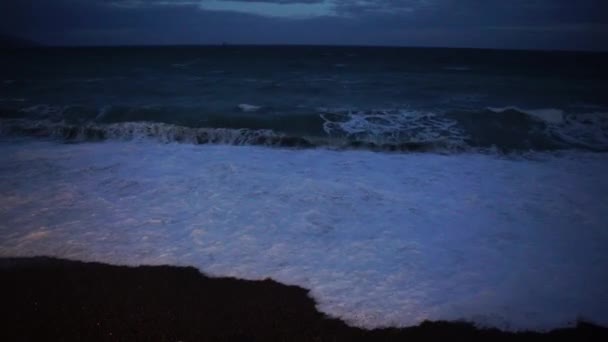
[
  {"left": 1, "top": 46, "right": 608, "bottom": 330},
  {"left": 2, "top": 46, "right": 608, "bottom": 151}
]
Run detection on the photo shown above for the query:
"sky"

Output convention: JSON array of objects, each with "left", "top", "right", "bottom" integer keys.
[{"left": 0, "top": 0, "right": 607, "bottom": 50}]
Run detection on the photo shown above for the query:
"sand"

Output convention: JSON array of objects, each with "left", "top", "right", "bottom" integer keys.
[{"left": 1, "top": 257, "right": 606, "bottom": 341}]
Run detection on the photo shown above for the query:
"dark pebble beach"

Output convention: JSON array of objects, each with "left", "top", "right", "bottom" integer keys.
[{"left": 1, "top": 257, "right": 606, "bottom": 341}]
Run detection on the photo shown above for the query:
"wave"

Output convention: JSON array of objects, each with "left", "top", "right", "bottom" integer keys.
[
  {"left": 237, "top": 104, "right": 262, "bottom": 112},
  {"left": 2, "top": 104, "right": 608, "bottom": 153},
  {"left": 320, "top": 107, "right": 608, "bottom": 152},
  {"left": 484, "top": 107, "right": 608, "bottom": 151},
  {"left": 320, "top": 109, "right": 467, "bottom": 147},
  {"left": 0, "top": 119, "right": 456, "bottom": 153},
  {"left": 487, "top": 106, "right": 564, "bottom": 124}
]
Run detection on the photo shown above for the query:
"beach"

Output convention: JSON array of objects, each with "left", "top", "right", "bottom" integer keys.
[{"left": 2, "top": 257, "right": 607, "bottom": 341}]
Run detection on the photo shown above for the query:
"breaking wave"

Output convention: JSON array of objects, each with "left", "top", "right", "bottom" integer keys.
[
  {"left": 1, "top": 103, "right": 608, "bottom": 153},
  {"left": 0, "top": 119, "right": 456, "bottom": 153}
]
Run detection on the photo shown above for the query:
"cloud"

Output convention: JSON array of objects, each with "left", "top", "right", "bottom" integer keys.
[
  {"left": 197, "top": 0, "right": 336, "bottom": 19},
  {"left": 113, "top": 2, "right": 201, "bottom": 9},
  {"left": 105, "top": 0, "right": 201, "bottom": 7},
  {"left": 487, "top": 23, "right": 608, "bottom": 33},
  {"left": 105, "top": 0, "right": 336, "bottom": 19},
  {"left": 0, "top": 0, "right": 605, "bottom": 49},
  {"left": 335, "top": 0, "right": 434, "bottom": 16},
  {"left": 104, "top": 0, "right": 328, "bottom": 8}
]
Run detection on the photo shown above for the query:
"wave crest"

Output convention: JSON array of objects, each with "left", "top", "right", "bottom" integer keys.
[
  {"left": 2, "top": 104, "right": 608, "bottom": 153},
  {"left": 0, "top": 119, "right": 458, "bottom": 153},
  {"left": 320, "top": 109, "right": 468, "bottom": 146}
]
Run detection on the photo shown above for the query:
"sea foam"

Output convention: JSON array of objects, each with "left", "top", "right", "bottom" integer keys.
[{"left": 0, "top": 140, "right": 607, "bottom": 331}]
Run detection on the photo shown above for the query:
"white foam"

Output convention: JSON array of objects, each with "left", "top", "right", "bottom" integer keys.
[
  {"left": 554, "top": 112, "right": 608, "bottom": 150},
  {"left": 238, "top": 104, "right": 261, "bottom": 112},
  {"left": 320, "top": 109, "right": 467, "bottom": 145},
  {"left": 0, "top": 141, "right": 607, "bottom": 331},
  {"left": 488, "top": 106, "right": 564, "bottom": 124}
]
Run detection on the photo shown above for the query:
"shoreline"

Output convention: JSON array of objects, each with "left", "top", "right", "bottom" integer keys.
[{"left": 1, "top": 257, "right": 606, "bottom": 341}]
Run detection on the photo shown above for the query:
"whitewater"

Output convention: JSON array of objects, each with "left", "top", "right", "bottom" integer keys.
[{"left": 1, "top": 139, "right": 607, "bottom": 331}]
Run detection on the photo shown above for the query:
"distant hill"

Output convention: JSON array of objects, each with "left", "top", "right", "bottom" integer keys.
[{"left": 0, "top": 34, "right": 39, "bottom": 48}]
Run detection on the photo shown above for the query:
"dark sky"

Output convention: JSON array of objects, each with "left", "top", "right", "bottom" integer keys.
[{"left": 1, "top": 0, "right": 607, "bottom": 50}]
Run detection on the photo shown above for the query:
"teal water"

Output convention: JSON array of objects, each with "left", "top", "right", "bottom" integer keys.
[{"left": 1, "top": 46, "right": 607, "bottom": 151}]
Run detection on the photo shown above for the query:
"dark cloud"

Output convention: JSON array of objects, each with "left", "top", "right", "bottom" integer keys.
[
  {"left": 336, "top": 0, "right": 434, "bottom": 15},
  {"left": 0, "top": 0, "right": 606, "bottom": 49},
  {"left": 104, "top": 0, "right": 326, "bottom": 6},
  {"left": 338, "top": 0, "right": 607, "bottom": 26},
  {"left": 206, "top": 0, "right": 326, "bottom": 3}
]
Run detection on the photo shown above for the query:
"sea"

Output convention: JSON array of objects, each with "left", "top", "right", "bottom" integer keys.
[{"left": 1, "top": 46, "right": 608, "bottom": 330}]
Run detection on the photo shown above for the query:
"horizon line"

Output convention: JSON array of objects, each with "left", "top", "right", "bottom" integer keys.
[{"left": 4, "top": 42, "right": 607, "bottom": 53}]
